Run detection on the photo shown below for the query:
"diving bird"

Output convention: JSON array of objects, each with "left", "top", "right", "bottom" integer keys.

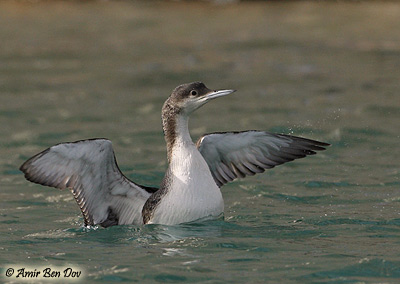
[{"left": 20, "top": 82, "right": 329, "bottom": 227}]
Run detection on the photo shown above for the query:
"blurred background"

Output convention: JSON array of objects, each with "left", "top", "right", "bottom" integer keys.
[{"left": 1, "top": 1, "right": 399, "bottom": 283}]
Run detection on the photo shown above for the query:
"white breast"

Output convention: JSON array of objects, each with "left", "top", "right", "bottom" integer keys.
[{"left": 149, "top": 141, "right": 224, "bottom": 225}]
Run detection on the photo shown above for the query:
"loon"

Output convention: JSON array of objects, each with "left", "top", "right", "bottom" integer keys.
[{"left": 20, "top": 82, "right": 329, "bottom": 227}]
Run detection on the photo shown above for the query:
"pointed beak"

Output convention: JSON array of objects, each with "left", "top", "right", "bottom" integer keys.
[{"left": 199, "top": 89, "right": 236, "bottom": 103}]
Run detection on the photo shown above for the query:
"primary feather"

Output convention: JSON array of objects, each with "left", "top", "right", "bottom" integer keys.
[
  {"left": 20, "top": 139, "right": 155, "bottom": 226},
  {"left": 197, "top": 131, "right": 329, "bottom": 187}
]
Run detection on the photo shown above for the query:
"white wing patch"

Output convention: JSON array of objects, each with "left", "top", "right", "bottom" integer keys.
[
  {"left": 20, "top": 139, "right": 153, "bottom": 226},
  {"left": 197, "top": 131, "right": 329, "bottom": 187}
]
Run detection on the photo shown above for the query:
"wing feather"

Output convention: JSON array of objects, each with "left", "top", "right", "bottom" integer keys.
[
  {"left": 20, "top": 139, "right": 156, "bottom": 227},
  {"left": 197, "top": 131, "right": 329, "bottom": 187}
]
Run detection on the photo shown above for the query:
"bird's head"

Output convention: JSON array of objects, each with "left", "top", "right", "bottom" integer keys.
[{"left": 166, "top": 82, "right": 236, "bottom": 115}]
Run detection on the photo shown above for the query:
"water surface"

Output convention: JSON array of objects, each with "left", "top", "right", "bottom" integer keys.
[{"left": 1, "top": 1, "right": 399, "bottom": 283}]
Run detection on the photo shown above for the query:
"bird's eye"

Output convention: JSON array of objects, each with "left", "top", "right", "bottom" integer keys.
[{"left": 190, "top": 90, "right": 197, "bottom": 96}]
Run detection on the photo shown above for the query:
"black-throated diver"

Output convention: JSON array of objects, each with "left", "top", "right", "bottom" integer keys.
[{"left": 20, "top": 82, "right": 329, "bottom": 227}]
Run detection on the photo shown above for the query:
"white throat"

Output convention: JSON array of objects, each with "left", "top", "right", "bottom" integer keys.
[{"left": 150, "top": 113, "right": 224, "bottom": 225}]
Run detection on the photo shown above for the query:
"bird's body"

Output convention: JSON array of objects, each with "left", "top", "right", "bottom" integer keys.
[
  {"left": 146, "top": 138, "right": 224, "bottom": 225},
  {"left": 20, "top": 82, "right": 329, "bottom": 227}
]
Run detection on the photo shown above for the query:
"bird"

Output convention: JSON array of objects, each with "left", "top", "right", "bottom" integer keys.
[{"left": 20, "top": 82, "right": 329, "bottom": 227}]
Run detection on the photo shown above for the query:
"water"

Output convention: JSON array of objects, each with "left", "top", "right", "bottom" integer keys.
[{"left": 1, "top": 1, "right": 400, "bottom": 283}]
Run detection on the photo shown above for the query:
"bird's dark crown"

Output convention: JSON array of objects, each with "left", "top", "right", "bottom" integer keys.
[{"left": 170, "top": 82, "right": 212, "bottom": 101}]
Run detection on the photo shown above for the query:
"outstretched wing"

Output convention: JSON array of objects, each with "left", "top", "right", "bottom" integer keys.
[
  {"left": 20, "top": 139, "right": 157, "bottom": 227},
  {"left": 197, "top": 131, "right": 329, "bottom": 187}
]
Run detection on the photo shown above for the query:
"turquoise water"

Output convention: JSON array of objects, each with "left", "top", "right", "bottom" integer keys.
[{"left": 1, "top": 1, "right": 400, "bottom": 283}]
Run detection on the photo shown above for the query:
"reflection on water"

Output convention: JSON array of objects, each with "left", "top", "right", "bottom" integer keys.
[
  {"left": 138, "top": 222, "right": 224, "bottom": 243},
  {"left": 1, "top": 1, "right": 400, "bottom": 283}
]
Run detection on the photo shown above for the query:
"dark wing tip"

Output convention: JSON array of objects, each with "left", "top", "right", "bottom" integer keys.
[
  {"left": 19, "top": 160, "right": 36, "bottom": 182},
  {"left": 312, "top": 141, "right": 331, "bottom": 148},
  {"left": 20, "top": 147, "right": 50, "bottom": 172},
  {"left": 19, "top": 162, "right": 27, "bottom": 173},
  {"left": 280, "top": 134, "right": 330, "bottom": 151},
  {"left": 19, "top": 149, "right": 68, "bottom": 190},
  {"left": 303, "top": 137, "right": 331, "bottom": 148},
  {"left": 20, "top": 155, "right": 32, "bottom": 173}
]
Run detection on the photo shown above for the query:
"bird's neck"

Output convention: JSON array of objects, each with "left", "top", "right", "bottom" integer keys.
[{"left": 162, "top": 101, "right": 193, "bottom": 163}]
